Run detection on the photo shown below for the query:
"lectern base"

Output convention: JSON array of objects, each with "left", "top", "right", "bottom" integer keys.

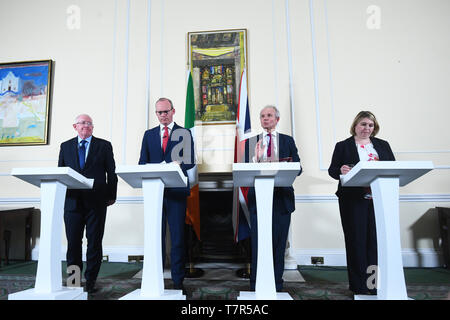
[
  {"left": 8, "top": 287, "right": 87, "bottom": 300},
  {"left": 119, "top": 289, "right": 186, "bottom": 300},
  {"left": 238, "top": 291, "right": 293, "bottom": 300}
]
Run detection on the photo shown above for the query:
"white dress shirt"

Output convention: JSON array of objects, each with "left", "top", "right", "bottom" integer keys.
[
  {"left": 77, "top": 135, "right": 92, "bottom": 161},
  {"left": 159, "top": 122, "right": 174, "bottom": 147},
  {"left": 262, "top": 129, "right": 278, "bottom": 160},
  {"left": 253, "top": 129, "right": 278, "bottom": 162}
]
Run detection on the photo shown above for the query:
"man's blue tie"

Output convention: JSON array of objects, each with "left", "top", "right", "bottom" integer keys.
[{"left": 79, "top": 140, "right": 87, "bottom": 169}]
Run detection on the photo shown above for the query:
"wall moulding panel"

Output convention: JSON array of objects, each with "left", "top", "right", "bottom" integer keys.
[{"left": 307, "top": 0, "right": 450, "bottom": 173}]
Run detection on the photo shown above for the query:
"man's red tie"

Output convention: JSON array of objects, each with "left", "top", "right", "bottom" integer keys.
[
  {"left": 162, "top": 126, "right": 169, "bottom": 153},
  {"left": 267, "top": 133, "right": 272, "bottom": 158}
]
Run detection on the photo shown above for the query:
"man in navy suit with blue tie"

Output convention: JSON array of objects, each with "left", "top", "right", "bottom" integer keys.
[
  {"left": 245, "top": 105, "right": 302, "bottom": 292},
  {"left": 58, "top": 114, "right": 118, "bottom": 294},
  {"left": 139, "top": 97, "right": 195, "bottom": 290}
]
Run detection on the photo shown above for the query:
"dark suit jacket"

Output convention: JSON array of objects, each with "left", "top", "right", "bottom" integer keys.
[
  {"left": 58, "top": 136, "right": 118, "bottom": 210},
  {"left": 245, "top": 132, "right": 302, "bottom": 215},
  {"left": 328, "top": 136, "right": 395, "bottom": 199},
  {"left": 138, "top": 122, "right": 195, "bottom": 197}
]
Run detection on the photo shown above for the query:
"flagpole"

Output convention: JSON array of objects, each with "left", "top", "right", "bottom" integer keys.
[
  {"left": 234, "top": 68, "right": 252, "bottom": 278},
  {"left": 184, "top": 69, "right": 203, "bottom": 279}
]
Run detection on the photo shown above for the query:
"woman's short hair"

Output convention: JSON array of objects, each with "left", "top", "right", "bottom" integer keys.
[{"left": 350, "top": 111, "right": 380, "bottom": 137}]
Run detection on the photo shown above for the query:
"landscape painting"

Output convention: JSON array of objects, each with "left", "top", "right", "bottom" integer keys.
[{"left": 0, "top": 60, "right": 53, "bottom": 146}]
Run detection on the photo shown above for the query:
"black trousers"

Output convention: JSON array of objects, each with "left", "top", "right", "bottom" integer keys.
[
  {"left": 338, "top": 196, "right": 377, "bottom": 294},
  {"left": 64, "top": 205, "right": 107, "bottom": 285}
]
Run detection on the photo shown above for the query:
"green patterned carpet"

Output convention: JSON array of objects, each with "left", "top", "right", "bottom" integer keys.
[{"left": 1, "top": 262, "right": 449, "bottom": 300}]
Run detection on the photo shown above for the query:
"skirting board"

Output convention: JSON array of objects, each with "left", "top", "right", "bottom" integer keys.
[
  {"left": 2, "top": 193, "right": 450, "bottom": 205},
  {"left": 292, "top": 248, "right": 444, "bottom": 268},
  {"left": 31, "top": 246, "right": 444, "bottom": 268}
]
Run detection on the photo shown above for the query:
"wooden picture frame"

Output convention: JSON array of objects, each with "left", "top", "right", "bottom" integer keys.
[
  {"left": 0, "top": 60, "right": 53, "bottom": 146},
  {"left": 188, "top": 29, "right": 247, "bottom": 125}
]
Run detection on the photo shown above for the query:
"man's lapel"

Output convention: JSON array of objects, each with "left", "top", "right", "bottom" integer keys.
[
  {"left": 70, "top": 137, "right": 82, "bottom": 171},
  {"left": 277, "top": 132, "right": 284, "bottom": 159},
  {"left": 151, "top": 127, "right": 164, "bottom": 160},
  {"left": 84, "top": 136, "right": 96, "bottom": 169}
]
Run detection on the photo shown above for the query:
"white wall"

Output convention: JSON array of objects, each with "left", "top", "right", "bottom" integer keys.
[{"left": 1, "top": 0, "right": 449, "bottom": 266}]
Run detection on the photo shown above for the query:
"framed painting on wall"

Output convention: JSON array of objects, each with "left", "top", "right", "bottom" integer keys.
[
  {"left": 0, "top": 60, "right": 53, "bottom": 146},
  {"left": 188, "top": 29, "right": 247, "bottom": 125}
]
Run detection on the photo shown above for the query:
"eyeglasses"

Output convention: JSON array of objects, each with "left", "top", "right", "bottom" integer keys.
[
  {"left": 76, "top": 121, "right": 93, "bottom": 126},
  {"left": 156, "top": 108, "right": 173, "bottom": 116}
]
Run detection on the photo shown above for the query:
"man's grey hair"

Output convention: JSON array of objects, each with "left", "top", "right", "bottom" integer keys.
[
  {"left": 74, "top": 114, "right": 93, "bottom": 124},
  {"left": 260, "top": 105, "right": 280, "bottom": 118},
  {"left": 155, "top": 97, "right": 174, "bottom": 109}
]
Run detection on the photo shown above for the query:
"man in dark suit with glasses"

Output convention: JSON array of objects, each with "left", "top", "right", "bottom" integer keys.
[
  {"left": 138, "top": 98, "right": 195, "bottom": 291},
  {"left": 58, "top": 114, "right": 118, "bottom": 294}
]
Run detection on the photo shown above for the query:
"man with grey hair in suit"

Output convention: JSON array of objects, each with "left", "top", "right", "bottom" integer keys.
[
  {"left": 245, "top": 105, "right": 302, "bottom": 292},
  {"left": 58, "top": 114, "right": 118, "bottom": 294}
]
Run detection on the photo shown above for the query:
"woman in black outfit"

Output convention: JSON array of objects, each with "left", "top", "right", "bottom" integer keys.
[{"left": 328, "top": 111, "right": 395, "bottom": 295}]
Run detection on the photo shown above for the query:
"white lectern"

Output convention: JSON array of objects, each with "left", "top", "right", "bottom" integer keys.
[
  {"left": 8, "top": 167, "right": 93, "bottom": 300},
  {"left": 233, "top": 162, "right": 301, "bottom": 300},
  {"left": 116, "top": 163, "right": 187, "bottom": 300},
  {"left": 340, "top": 161, "right": 434, "bottom": 300}
]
